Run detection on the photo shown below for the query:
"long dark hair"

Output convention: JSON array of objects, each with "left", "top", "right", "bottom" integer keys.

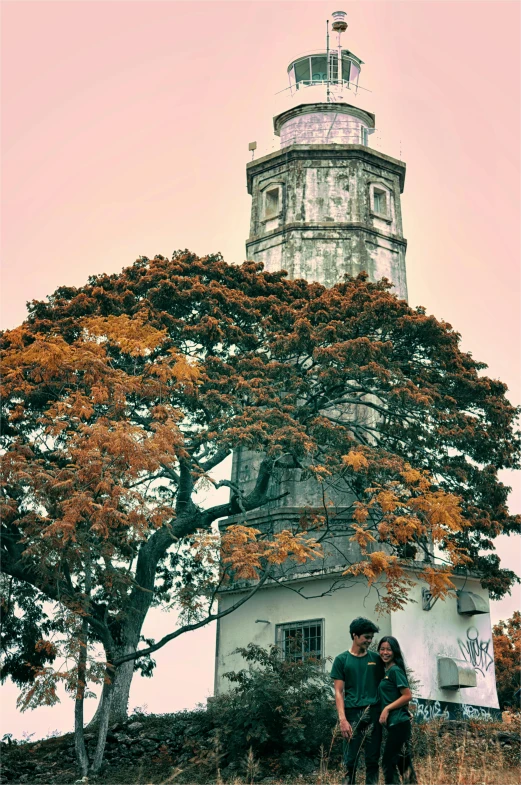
[{"left": 378, "top": 635, "right": 407, "bottom": 673}]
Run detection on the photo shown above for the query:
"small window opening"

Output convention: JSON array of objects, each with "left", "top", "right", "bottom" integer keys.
[
  {"left": 361, "top": 127, "right": 368, "bottom": 146},
  {"left": 275, "top": 619, "right": 323, "bottom": 662},
  {"left": 265, "top": 187, "right": 280, "bottom": 219},
  {"left": 373, "top": 187, "right": 388, "bottom": 216}
]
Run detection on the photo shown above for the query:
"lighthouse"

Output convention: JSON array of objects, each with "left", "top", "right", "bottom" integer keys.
[
  {"left": 245, "top": 10, "right": 407, "bottom": 300},
  {"left": 214, "top": 11, "right": 500, "bottom": 724}
]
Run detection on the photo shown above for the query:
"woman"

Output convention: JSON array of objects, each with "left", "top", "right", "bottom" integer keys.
[{"left": 377, "top": 636, "right": 418, "bottom": 785}]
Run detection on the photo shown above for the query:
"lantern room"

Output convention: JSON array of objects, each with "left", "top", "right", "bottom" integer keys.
[{"left": 287, "top": 49, "right": 363, "bottom": 94}]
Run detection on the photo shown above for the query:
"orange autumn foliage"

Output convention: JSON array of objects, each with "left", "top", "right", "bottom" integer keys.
[
  {"left": 1, "top": 252, "right": 519, "bottom": 728},
  {"left": 492, "top": 611, "right": 521, "bottom": 709},
  {"left": 220, "top": 525, "right": 322, "bottom": 580}
]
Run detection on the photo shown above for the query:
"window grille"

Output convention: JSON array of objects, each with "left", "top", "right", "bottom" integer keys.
[{"left": 275, "top": 619, "right": 324, "bottom": 662}]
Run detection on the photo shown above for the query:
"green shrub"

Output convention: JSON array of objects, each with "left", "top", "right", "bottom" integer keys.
[{"left": 190, "top": 643, "right": 338, "bottom": 779}]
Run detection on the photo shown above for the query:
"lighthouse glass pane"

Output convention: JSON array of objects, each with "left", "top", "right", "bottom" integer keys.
[
  {"left": 350, "top": 62, "right": 360, "bottom": 84},
  {"left": 276, "top": 619, "right": 323, "bottom": 662},
  {"left": 294, "top": 58, "right": 311, "bottom": 87},
  {"left": 342, "top": 56, "right": 352, "bottom": 83},
  {"left": 329, "top": 52, "right": 338, "bottom": 81},
  {"left": 311, "top": 56, "right": 327, "bottom": 82}
]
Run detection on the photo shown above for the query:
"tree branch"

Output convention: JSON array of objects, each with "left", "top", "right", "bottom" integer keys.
[
  {"left": 176, "top": 458, "right": 195, "bottom": 516},
  {"left": 112, "top": 566, "right": 273, "bottom": 667},
  {"left": 198, "top": 447, "right": 231, "bottom": 473}
]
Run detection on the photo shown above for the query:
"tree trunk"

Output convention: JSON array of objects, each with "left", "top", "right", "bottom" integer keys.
[
  {"left": 90, "top": 663, "right": 115, "bottom": 775},
  {"left": 74, "top": 617, "right": 90, "bottom": 777},
  {"left": 88, "top": 546, "right": 154, "bottom": 733},
  {"left": 87, "top": 652, "right": 135, "bottom": 727},
  {"left": 107, "top": 654, "right": 136, "bottom": 720}
]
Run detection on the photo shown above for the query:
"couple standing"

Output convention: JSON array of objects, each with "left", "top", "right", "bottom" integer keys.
[{"left": 331, "top": 616, "right": 417, "bottom": 785}]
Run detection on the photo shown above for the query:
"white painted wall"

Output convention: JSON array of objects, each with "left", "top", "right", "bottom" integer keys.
[
  {"left": 214, "top": 573, "right": 391, "bottom": 694},
  {"left": 215, "top": 570, "right": 499, "bottom": 712},
  {"left": 391, "top": 574, "right": 498, "bottom": 709}
]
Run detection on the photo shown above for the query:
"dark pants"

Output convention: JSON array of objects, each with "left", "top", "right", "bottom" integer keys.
[
  {"left": 343, "top": 704, "right": 382, "bottom": 785},
  {"left": 382, "top": 720, "right": 417, "bottom": 785}
]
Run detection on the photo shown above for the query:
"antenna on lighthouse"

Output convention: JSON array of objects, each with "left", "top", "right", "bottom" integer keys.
[
  {"left": 331, "top": 10, "right": 348, "bottom": 97},
  {"left": 285, "top": 9, "right": 363, "bottom": 101},
  {"left": 326, "top": 19, "right": 331, "bottom": 103}
]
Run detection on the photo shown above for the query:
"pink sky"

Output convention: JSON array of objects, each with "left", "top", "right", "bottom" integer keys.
[{"left": 1, "top": 1, "right": 520, "bottom": 738}]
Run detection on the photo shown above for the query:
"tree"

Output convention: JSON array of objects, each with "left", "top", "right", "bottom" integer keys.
[
  {"left": 1, "top": 252, "right": 519, "bottom": 773},
  {"left": 492, "top": 611, "right": 521, "bottom": 709},
  {"left": 0, "top": 578, "right": 59, "bottom": 687}
]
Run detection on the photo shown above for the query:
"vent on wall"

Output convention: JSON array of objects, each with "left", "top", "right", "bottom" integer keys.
[
  {"left": 456, "top": 590, "right": 489, "bottom": 616},
  {"left": 438, "top": 657, "right": 477, "bottom": 690}
]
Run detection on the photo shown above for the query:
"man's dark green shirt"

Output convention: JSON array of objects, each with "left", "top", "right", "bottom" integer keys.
[
  {"left": 378, "top": 664, "right": 410, "bottom": 726},
  {"left": 330, "top": 650, "right": 381, "bottom": 708}
]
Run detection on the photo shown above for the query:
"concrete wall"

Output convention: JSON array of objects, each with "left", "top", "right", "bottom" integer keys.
[
  {"left": 391, "top": 574, "right": 499, "bottom": 711},
  {"left": 246, "top": 144, "right": 408, "bottom": 301},
  {"left": 214, "top": 573, "right": 391, "bottom": 694},
  {"left": 214, "top": 571, "right": 499, "bottom": 714}
]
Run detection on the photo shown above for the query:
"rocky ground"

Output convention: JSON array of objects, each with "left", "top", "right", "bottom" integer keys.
[
  {"left": 0, "top": 714, "right": 184, "bottom": 784},
  {"left": 1, "top": 712, "right": 520, "bottom": 785}
]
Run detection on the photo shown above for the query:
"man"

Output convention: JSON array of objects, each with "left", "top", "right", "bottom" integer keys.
[{"left": 331, "top": 616, "right": 383, "bottom": 785}]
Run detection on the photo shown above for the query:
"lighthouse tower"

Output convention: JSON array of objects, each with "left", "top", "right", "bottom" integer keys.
[
  {"left": 214, "top": 12, "right": 500, "bottom": 724},
  {"left": 230, "top": 9, "right": 407, "bottom": 561},
  {"left": 246, "top": 10, "right": 408, "bottom": 300}
]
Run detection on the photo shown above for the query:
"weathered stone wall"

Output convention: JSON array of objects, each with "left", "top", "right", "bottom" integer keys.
[
  {"left": 229, "top": 133, "right": 409, "bottom": 585},
  {"left": 233, "top": 141, "right": 408, "bottom": 524},
  {"left": 246, "top": 144, "right": 407, "bottom": 300}
]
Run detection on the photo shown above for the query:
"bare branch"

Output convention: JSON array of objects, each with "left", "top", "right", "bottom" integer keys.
[
  {"left": 112, "top": 566, "right": 273, "bottom": 667},
  {"left": 198, "top": 447, "right": 231, "bottom": 473}
]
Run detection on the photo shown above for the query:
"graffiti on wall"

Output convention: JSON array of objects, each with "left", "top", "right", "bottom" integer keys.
[
  {"left": 411, "top": 698, "right": 500, "bottom": 723},
  {"left": 461, "top": 704, "right": 493, "bottom": 721},
  {"left": 458, "top": 626, "right": 494, "bottom": 677},
  {"left": 412, "top": 700, "right": 450, "bottom": 722}
]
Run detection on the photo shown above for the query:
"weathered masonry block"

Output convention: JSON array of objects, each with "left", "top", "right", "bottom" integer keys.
[{"left": 245, "top": 104, "right": 408, "bottom": 301}]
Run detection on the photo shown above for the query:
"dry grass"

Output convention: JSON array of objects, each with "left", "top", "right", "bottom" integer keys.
[
  {"left": 407, "top": 719, "right": 520, "bottom": 785},
  {"left": 1, "top": 716, "right": 519, "bottom": 785},
  {"left": 144, "top": 730, "right": 520, "bottom": 785},
  {"left": 151, "top": 718, "right": 520, "bottom": 785}
]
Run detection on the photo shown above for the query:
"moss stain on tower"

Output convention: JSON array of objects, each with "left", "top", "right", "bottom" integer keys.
[{"left": 246, "top": 104, "right": 408, "bottom": 300}]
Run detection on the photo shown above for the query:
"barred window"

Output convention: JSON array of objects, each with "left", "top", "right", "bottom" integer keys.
[{"left": 275, "top": 619, "right": 324, "bottom": 662}]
